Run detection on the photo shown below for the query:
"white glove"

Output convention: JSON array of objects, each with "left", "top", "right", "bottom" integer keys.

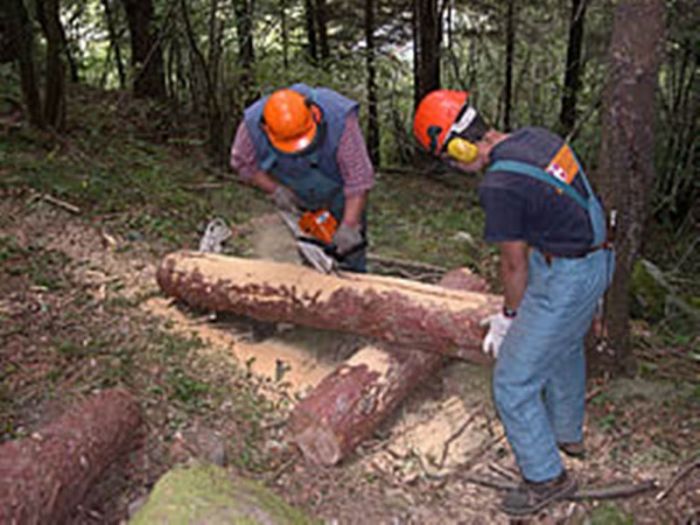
[
  {"left": 480, "top": 312, "right": 513, "bottom": 358},
  {"left": 271, "top": 185, "right": 300, "bottom": 212}
]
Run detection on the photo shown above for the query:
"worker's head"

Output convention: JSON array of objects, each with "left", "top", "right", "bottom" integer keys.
[
  {"left": 413, "top": 89, "right": 491, "bottom": 171},
  {"left": 261, "top": 88, "right": 322, "bottom": 154}
]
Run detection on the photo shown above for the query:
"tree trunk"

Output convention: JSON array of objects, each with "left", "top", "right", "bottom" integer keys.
[
  {"left": 233, "top": 0, "right": 256, "bottom": 106},
  {"left": 6, "top": 0, "right": 44, "bottom": 128},
  {"left": 121, "top": 0, "right": 166, "bottom": 99},
  {"left": 315, "top": 0, "right": 330, "bottom": 61},
  {"left": 101, "top": 0, "right": 126, "bottom": 89},
  {"left": 365, "top": 0, "right": 380, "bottom": 165},
  {"left": 591, "top": 0, "right": 665, "bottom": 375},
  {"left": 37, "top": 0, "right": 66, "bottom": 130},
  {"left": 0, "top": 389, "right": 142, "bottom": 524},
  {"left": 413, "top": 0, "right": 441, "bottom": 109},
  {"left": 279, "top": 0, "right": 289, "bottom": 70},
  {"left": 156, "top": 252, "right": 500, "bottom": 362},
  {"left": 503, "top": 0, "right": 515, "bottom": 131},
  {"left": 303, "top": 0, "right": 317, "bottom": 64},
  {"left": 559, "top": 0, "right": 588, "bottom": 137},
  {"left": 289, "top": 268, "right": 490, "bottom": 465}
]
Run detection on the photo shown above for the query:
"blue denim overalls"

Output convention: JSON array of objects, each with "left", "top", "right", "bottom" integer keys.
[{"left": 486, "top": 158, "right": 615, "bottom": 482}]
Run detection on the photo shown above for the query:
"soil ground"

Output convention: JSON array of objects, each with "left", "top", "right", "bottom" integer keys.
[{"left": 1, "top": 193, "right": 697, "bottom": 524}]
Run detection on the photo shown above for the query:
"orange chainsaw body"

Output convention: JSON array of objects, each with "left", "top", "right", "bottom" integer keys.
[{"left": 298, "top": 209, "right": 337, "bottom": 245}]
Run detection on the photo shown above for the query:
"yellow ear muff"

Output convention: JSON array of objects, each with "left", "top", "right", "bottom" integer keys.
[{"left": 446, "top": 138, "right": 478, "bottom": 164}]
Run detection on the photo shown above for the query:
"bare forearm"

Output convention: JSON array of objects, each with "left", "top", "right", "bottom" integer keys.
[
  {"left": 249, "top": 171, "right": 279, "bottom": 194},
  {"left": 498, "top": 241, "right": 529, "bottom": 311},
  {"left": 342, "top": 192, "right": 367, "bottom": 227}
]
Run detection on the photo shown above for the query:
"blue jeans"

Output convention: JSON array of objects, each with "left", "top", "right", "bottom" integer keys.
[{"left": 493, "top": 249, "right": 612, "bottom": 482}]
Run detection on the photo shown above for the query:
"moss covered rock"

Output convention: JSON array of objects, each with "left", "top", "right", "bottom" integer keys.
[{"left": 130, "top": 462, "right": 318, "bottom": 525}]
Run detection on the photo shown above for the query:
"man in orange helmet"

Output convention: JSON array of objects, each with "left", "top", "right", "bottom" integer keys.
[
  {"left": 414, "top": 90, "right": 614, "bottom": 516},
  {"left": 230, "top": 84, "right": 375, "bottom": 272}
]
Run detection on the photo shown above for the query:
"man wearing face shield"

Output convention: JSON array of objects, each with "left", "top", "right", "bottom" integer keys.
[
  {"left": 414, "top": 89, "right": 615, "bottom": 516},
  {"left": 230, "top": 84, "right": 375, "bottom": 272}
]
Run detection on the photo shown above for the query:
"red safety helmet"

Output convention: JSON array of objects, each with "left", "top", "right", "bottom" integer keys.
[
  {"left": 413, "top": 90, "right": 469, "bottom": 154},
  {"left": 262, "top": 89, "right": 320, "bottom": 153}
]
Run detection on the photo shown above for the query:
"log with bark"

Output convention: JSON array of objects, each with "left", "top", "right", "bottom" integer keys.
[
  {"left": 156, "top": 251, "right": 500, "bottom": 362},
  {"left": 288, "top": 268, "right": 491, "bottom": 465},
  {"left": 0, "top": 388, "right": 143, "bottom": 524}
]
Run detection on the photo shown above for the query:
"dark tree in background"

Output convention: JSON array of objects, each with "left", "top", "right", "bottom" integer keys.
[
  {"left": 502, "top": 0, "right": 515, "bottom": 131},
  {"left": 233, "top": 0, "right": 256, "bottom": 106},
  {"left": 37, "top": 0, "right": 66, "bottom": 130},
  {"left": 412, "top": 0, "right": 442, "bottom": 109},
  {"left": 100, "top": 0, "right": 126, "bottom": 89},
  {"left": 121, "top": 0, "right": 166, "bottom": 99},
  {"left": 303, "top": 0, "right": 318, "bottom": 64},
  {"left": 316, "top": 0, "right": 330, "bottom": 62},
  {"left": 592, "top": 0, "right": 666, "bottom": 374},
  {"left": 365, "top": 0, "right": 380, "bottom": 165},
  {"left": 559, "top": 0, "right": 588, "bottom": 137},
  {"left": 5, "top": 0, "right": 44, "bottom": 128}
]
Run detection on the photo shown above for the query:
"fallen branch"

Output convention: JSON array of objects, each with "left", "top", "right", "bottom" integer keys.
[
  {"left": 33, "top": 192, "right": 81, "bottom": 214},
  {"left": 655, "top": 456, "right": 700, "bottom": 501}
]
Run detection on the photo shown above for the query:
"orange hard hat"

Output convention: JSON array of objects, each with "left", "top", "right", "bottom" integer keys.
[
  {"left": 413, "top": 89, "right": 468, "bottom": 154},
  {"left": 262, "top": 89, "right": 319, "bottom": 153}
]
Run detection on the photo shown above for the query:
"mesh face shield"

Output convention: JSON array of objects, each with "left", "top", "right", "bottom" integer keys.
[{"left": 445, "top": 105, "right": 489, "bottom": 147}]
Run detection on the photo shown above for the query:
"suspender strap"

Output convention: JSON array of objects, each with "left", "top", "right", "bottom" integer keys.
[{"left": 488, "top": 160, "right": 590, "bottom": 211}]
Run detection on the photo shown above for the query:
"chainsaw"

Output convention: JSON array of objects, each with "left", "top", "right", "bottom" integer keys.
[{"left": 278, "top": 208, "right": 365, "bottom": 274}]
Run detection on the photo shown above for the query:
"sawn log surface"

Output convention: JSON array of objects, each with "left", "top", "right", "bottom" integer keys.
[{"left": 156, "top": 251, "right": 500, "bottom": 362}]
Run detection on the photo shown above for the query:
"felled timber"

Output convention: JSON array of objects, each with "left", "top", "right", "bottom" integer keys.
[
  {"left": 289, "top": 268, "right": 491, "bottom": 465},
  {"left": 0, "top": 388, "right": 142, "bottom": 524},
  {"left": 156, "top": 251, "right": 500, "bottom": 362}
]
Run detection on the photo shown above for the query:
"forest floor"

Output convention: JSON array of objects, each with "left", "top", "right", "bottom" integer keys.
[{"left": 1, "top": 86, "right": 698, "bottom": 524}]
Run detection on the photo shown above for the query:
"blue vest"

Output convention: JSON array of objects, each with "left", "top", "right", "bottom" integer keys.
[{"left": 244, "top": 83, "right": 359, "bottom": 222}]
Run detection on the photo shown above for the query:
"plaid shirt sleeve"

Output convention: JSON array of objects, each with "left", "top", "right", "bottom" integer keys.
[
  {"left": 336, "top": 113, "right": 375, "bottom": 197},
  {"left": 230, "top": 122, "right": 259, "bottom": 181}
]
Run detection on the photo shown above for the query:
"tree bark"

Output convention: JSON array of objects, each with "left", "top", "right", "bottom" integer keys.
[
  {"left": 37, "top": 0, "right": 66, "bottom": 130},
  {"left": 591, "top": 0, "right": 665, "bottom": 374},
  {"left": 303, "top": 0, "right": 317, "bottom": 64},
  {"left": 121, "top": 0, "right": 166, "bottom": 99},
  {"left": 413, "top": 0, "right": 441, "bottom": 109},
  {"left": 279, "top": 0, "right": 289, "bottom": 70},
  {"left": 503, "top": 0, "right": 515, "bottom": 131},
  {"left": 156, "top": 251, "right": 500, "bottom": 362},
  {"left": 315, "top": 0, "right": 330, "bottom": 61},
  {"left": 289, "top": 268, "right": 491, "bottom": 465},
  {"left": 233, "top": 0, "right": 255, "bottom": 105},
  {"left": 6, "top": 0, "right": 44, "bottom": 128},
  {"left": 365, "top": 0, "right": 380, "bottom": 166},
  {"left": 0, "top": 388, "right": 142, "bottom": 524},
  {"left": 559, "top": 0, "right": 588, "bottom": 137}
]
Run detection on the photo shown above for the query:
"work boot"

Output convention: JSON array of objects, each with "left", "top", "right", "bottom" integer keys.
[
  {"left": 558, "top": 442, "right": 586, "bottom": 459},
  {"left": 500, "top": 470, "right": 577, "bottom": 516}
]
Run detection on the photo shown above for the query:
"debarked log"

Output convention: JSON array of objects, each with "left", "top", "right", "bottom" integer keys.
[
  {"left": 289, "top": 268, "right": 490, "bottom": 465},
  {"left": 156, "top": 251, "right": 501, "bottom": 362},
  {"left": 0, "top": 388, "right": 143, "bottom": 525}
]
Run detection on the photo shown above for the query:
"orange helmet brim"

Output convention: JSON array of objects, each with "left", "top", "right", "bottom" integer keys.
[{"left": 267, "top": 119, "right": 318, "bottom": 154}]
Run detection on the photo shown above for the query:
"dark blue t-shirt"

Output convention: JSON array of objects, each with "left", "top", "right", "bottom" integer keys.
[{"left": 478, "top": 127, "right": 594, "bottom": 257}]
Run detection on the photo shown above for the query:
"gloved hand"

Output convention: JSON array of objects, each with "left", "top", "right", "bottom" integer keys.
[
  {"left": 271, "top": 185, "right": 300, "bottom": 213},
  {"left": 332, "top": 223, "right": 363, "bottom": 255},
  {"left": 480, "top": 312, "right": 513, "bottom": 358}
]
